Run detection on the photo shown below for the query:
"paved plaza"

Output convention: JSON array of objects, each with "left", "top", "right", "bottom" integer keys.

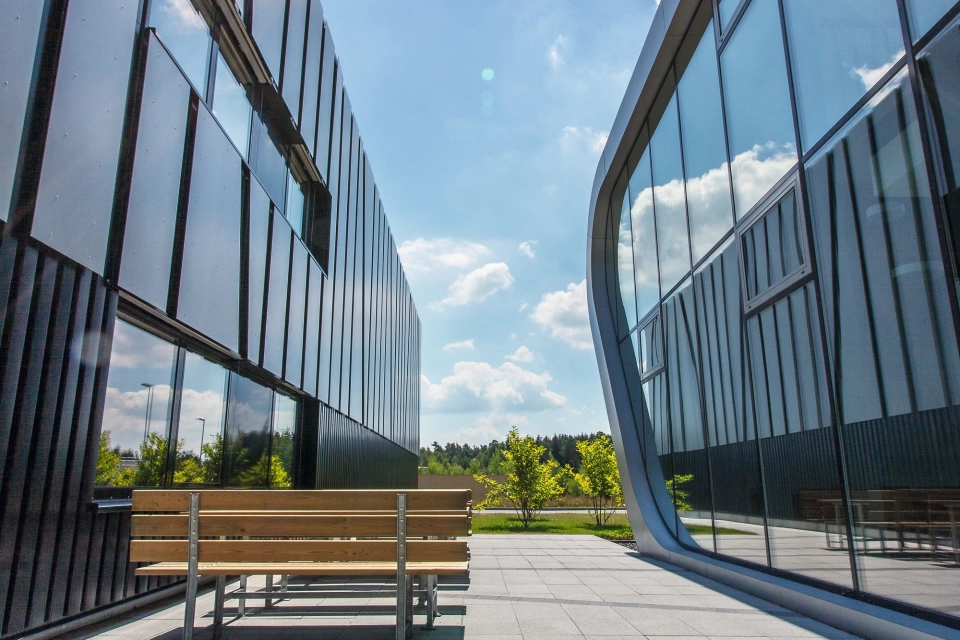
[{"left": 75, "top": 534, "right": 861, "bottom": 640}]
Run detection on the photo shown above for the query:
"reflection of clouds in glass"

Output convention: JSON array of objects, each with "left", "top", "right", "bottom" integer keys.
[
  {"left": 101, "top": 384, "right": 174, "bottom": 451},
  {"left": 653, "top": 177, "right": 691, "bottom": 288},
  {"left": 686, "top": 162, "right": 732, "bottom": 259},
  {"left": 630, "top": 190, "right": 657, "bottom": 287},
  {"left": 274, "top": 395, "right": 297, "bottom": 432},
  {"left": 109, "top": 329, "right": 175, "bottom": 370},
  {"left": 730, "top": 142, "right": 797, "bottom": 217},
  {"left": 618, "top": 218, "right": 636, "bottom": 319},
  {"left": 851, "top": 50, "right": 904, "bottom": 91},
  {"left": 160, "top": 0, "right": 206, "bottom": 30}
]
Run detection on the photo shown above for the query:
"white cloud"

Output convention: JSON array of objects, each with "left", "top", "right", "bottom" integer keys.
[
  {"left": 421, "top": 361, "right": 566, "bottom": 414},
  {"left": 548, "top": 35, "right": 567, "bottom": 69},
  {"left": 518, "top": 241, "right": 537, "bottom": 259},
  {"left": 531, "top": 280, "right": 592, "bottom": 350},
  {"left": 159, "top": 0, "right": 207, "bottom": 30},
  {"left": 505, "top": 346, "right": 535, "bottom": 363},
  {"left": 729, "top": 142, "right": 797, "bottom": 214},
  {"left": 434, "top": 262, "right": 514, "bottom": 308},
  {"left": 397, "top": 238, "right": 491, "bottom": 274},
  {"left": 518, "top": 301, "right": 529, "bottom": 312},
  {"left": 443, "top": 339, "right": 475, "bottom": 352},
  {"left": 852, "top": 51, "right": 904, "bottom": 91},
  {"left": 560, "top": 126, "right": 608, "bottom": 154}
]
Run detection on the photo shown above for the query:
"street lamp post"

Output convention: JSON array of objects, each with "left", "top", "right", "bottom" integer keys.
[
  {"left": 197, "top": 418, "right": 206, "bottom": 461},
  {"left": 140, "top": 383, "right": 155, "bottom": 450}
]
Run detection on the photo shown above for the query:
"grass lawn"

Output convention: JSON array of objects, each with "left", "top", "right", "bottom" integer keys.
[{"left": 472, "top": 512, "right": 755, "bottom": 540}]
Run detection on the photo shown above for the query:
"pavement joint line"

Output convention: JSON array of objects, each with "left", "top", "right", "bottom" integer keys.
[{"left": 458, "top": 592, "right": 805, "bottom": 616}]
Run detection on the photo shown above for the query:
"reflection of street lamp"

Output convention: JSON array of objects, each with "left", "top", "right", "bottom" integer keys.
[
  {"left": 141, "top": 383, "right": 155, "bottom": 449},
  {"left": 197, "top": 418, "right": 206, "bottom": 461}
]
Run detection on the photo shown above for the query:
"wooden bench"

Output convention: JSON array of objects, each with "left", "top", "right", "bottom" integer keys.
[{"left": 130, "top": 489, "right": 472, "bottom": 640}]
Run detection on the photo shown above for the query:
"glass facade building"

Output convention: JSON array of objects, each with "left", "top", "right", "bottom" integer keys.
[
  {"left": 589, "top": 0, "right": 960, "bottom": 634},
  {"left": 0, "top": 0, "right": 419, "bottom": 635}
]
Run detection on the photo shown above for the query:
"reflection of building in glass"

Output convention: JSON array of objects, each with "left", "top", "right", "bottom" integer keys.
[
  {"left": 0, "top": 0, "right": 419, "bottom": 634},
  {"left": 589, "top": 0, "right": 960, "bottom": 636}
]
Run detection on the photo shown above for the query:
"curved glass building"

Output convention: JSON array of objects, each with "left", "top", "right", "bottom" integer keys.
[{"left": 588, "top": 0, "right": 960, "bottom": 636}]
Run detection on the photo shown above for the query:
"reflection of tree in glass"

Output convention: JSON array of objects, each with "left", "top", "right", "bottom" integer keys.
[
  {"left": 119, "top": 432, "right": 173, "bottom": 487},
  {"left": 272, "top": 429, "right": 294, "bottom": 486},
  {"left": 96, "top": 432, "right": 122, "bottom": 485},
  {"left": 667, "top": 473, "right": 694, "bottom": 512}
]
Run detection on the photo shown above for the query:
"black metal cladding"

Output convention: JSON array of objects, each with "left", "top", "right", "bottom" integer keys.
[
  {"left": 593, "top": 0, "right": 960, "bottom": 629},
  {"left": 0, "top": 0, "right": 419, "bottom": 635}
]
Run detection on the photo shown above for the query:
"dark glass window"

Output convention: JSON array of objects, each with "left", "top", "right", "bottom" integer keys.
[
  {"left": 148, "top": 0, "right": 211, "bottom": 93},
  {"left": 640, "top": 313, "right": 663, "bottom": 375},
  {"left": 248, "top": 176, "right": 271, "bottom": 363},
  {"left": 618, "top": 188, "right": 639, "bottom": 332},
  {"left": 807, "top": 69, "right": 960, "bottom": 425},
  {"left": 315, "top": 28, "right": 337, "bottom": 171},
  {"left": 212, "top": 53, "right": 251, "bottom": 156},
  {"left": 677, "top": 8, "right": 733, "bottom": 262},
  {"left": 97, "top": 320, "right": 177, "bottom": 487},
  {"left": 302, "top": 257, "right": 324, "bottom": 396},
  {"left": 643, "top": 373, "right": 679, "bottom": 537},
  {"left": 629, "top": 141, "right": 660, "bottom": 319},
  {"left": 263, "top": 211, "right": 291, "bottom": 377},
  {"left": 285, "top": 238, "right": 308, "bottom": 387},
  {"left": 720, "top": 0, "right": 797, "bottom": 218},
  {"left": 905, "top": 0, "right": 956, "bottom": 41},
  {"left": 286, "top": 172, "right": 305, "bottom": 236},
  {"left": 919, "top": 18, "right": 960, "bottom": 214},
  {"left": 651, "top": 82, "right": 692, "bottom": 294},
  {"left": 120, "top": 34, "right": 190, "bottom": 310},
  {"left": 224, "top": 373, "right": 273, "bottom": 486},
  {"left": 281, "top": 0, "right": 308, "bottom": 116},
  {"left": 174, "top": 352, "right": 228, "bottom": 484},
  {"left": 783, "top": 0, "right": 904, "bottom": 152},
  {"left": 0, "top": 0, "right": 46, "bottom": 221},
  {"left": 271, "top": 394, "right": 297, "bottom": 488},
  {"left": 740, "top": 188, "right": 806, "bottom": 303},
  {"left": 300, "top": 0, "right": 323, "bottom": 148},
  {"left": 251, "top": 0, "right": 286, "bottom": 84},
  {"left": 31, "top": 0, "right": 138, "bottom": 274},
  {"left": 178, "top": 107, "right": 242, "bottom": 353}
]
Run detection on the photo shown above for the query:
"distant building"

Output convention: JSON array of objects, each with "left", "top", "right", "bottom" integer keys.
[
  {"left": 588, "top": 0, "right": 960, "bottom": 637},
  {"left": 0, "top": 0, "right": 419, "bottom": 634}
]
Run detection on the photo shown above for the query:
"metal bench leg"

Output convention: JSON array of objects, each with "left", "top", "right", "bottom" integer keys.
[
  {"left": 396, "top": 493, "right": 407, "bottom": 640},
  {"left": 422, "top": 574, "right": 438, "bottom": 630},
  {"left": 182, "top": 493, "right": 200, "bottom": 640},
  {"left": 238, "top": 576, "right": 247, "bottom": 616},
  {"left": 265, "top": 574, "right": 274, "bottom": 608},
  {"left": 212, "top": 575, "right": 226, "bottom": 640},
  {"left": 405, "top": 576, "right": 414, "bottom": 639}
]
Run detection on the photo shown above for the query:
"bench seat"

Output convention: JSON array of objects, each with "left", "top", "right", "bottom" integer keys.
[{"left": 136, "top": 561, "right": 470, "bottom": 576}]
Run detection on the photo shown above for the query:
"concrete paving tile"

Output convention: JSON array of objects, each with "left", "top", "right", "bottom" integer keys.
[
  {"left": 561, "top": 603, "right": 644, "bottom": 636},
  {"left": 512, "top": 603, "right": 582, "bottom": 635}
]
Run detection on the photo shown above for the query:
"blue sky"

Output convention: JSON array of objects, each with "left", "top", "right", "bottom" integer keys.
[{"left": 320, "top": 0, "right": 656, "bottom": 446}]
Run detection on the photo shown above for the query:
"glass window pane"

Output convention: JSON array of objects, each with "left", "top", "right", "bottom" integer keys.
[
  {"left": 905, "top": 0, "right": 956, "bottom": 41},
  {"left": 281, "top": 0, "right": 307, "bottom": 115},
  {"left": 174, "top": 352, "right": 228, "bottom": 484},
  {"left": 651, "top": 84, "right": 691, "bottom": 293},
  {"left": 677, "top": 12, "right": 733, "bottom": 262},
  {"left": 286, "top": 172, "right": 305, "bottom": 236},
  {"left": 224, "top": 373, "right": 273, "bottom": 487},
  {"left": 783, "top": 0, "right": 904, "bottom": 152},
  {"left": 97, "top": 320, "right": 177, "bottom": 487},
  {"left": 630, "top": 143, "right": 660, "bottom": 318},
  {"left": 148, "top": 0, "right": 211, "bottom": 93},
  {"left": 642, "top": 374, "right": 680, "bottom": 536},
  {"left": 315, "top": 28, "right": 337, "bottom": 172},
  {"left": 720, "top": 0, "right": 797, "bottom": 218},
  {"left": 0, "top": 0, "right": 46, "bottom": 221},
  {"left": 263, "top": 210, "right": 291, "bottom": 376},
  {"left": 618, "top": 191, "right": 639, "bottom": 331},
  {"left": 249, "top": 110, "right": 288, "bottom": 208},
  {"left": 919, "top": 17, "right": 960, "bottom": 195},
  {"left": 271, "top": 394, "right": 297, "bottom": 488},
  {"left": 178, "top": 107, "right": 242, "bottom": 353},
  {"left": 641, "top": 313, "right": 663, "bottom": 374},
  {"left": 285, "top": 238, "right": 308, "bottom": 387},
  {"left": 212, "top": 54, "right": 251, "bottom": 156},
  {"left": 120, "top": 34, "right": 190, "bottom": 310},
  {"left": 248, "top": 175, "right": 271, "bottom": 363},
  {"left": 741, "top": 189, "right": 805, "bottom": 300},
  {"left": 718, "top": 0, "right": 739, "bottom": 32},
  {"left": 31, "top": 0, "right": 138, "bottom": 274},
  {"left": 302, "top": 258, "right": 324, "bottom": 396},
  {"left": 299, "top": 0, "right": 323, "bottom": 149},
  {"left": 251, "top": 0, "right": 285, "bottom": 83}
]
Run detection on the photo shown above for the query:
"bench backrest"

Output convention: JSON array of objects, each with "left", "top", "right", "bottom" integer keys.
[{"left": 130, "top": 489, "right": 471, "bottom": 566}]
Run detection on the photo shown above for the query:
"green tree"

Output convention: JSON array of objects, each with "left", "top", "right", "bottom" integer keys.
[
  {"left": 666, "top": 474, "right": 694, "bottom": 512},
  {"left": 573, "top": 435, "right": 624, "bottom": 526},
  {"left": 123, "top": 432, "right": 174, "bottom": 487},
  {"left": 95, "top": 431, "right": 122, "bottom": 486},
  {"left": 474, "top": 428, "right": 566, "bottom": 528},
  {"left": 238, "top": 452, "right": 291, "bottom": 488}
]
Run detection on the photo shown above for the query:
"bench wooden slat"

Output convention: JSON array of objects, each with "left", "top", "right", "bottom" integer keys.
[
  {"left": 130, "top": 539, "right": 468, "bottom": 563},
  {"left": 131, "top": 513, "right": 471, "bottom": 538},
  {"left": 135, "top": 561, "right": 469, "bottom": 577},
  {"left": 132, "top": 490, "right": 472, "bottom": 513}
]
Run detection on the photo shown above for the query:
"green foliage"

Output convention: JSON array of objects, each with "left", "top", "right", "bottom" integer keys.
[
  {"left": 237, "top": 452, "right": 291, "bottom": 488},
  {"left": 473, "top": 512, "right": 634, "bottom": 540},
  {"left": 418, "top": 432, "right": 607, "bottom": 475},
  {"left": 666, "top": 473, "right": 694, "bottom": 512},
  {"left": 95, "top": 432, "right": 122, "bottom": 486},
  {"left": 118, "top": 432, "right": 172, "bottom": 487},
  {"left": 573, "top": 435, "right": 624, "bottom": 526},
  {"left": 474, "top": 428, "right": 567, "bottom": 528}
]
